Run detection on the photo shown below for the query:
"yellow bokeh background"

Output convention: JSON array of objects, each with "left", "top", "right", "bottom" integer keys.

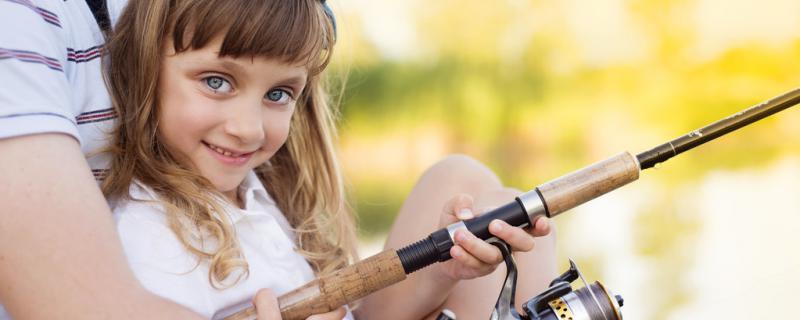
[{"left": 328, "top": 0, "right": 800, "bottom": 318}]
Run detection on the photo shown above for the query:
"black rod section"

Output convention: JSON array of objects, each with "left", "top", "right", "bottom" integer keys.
[
  {"left": 637, "top": 88, "right": 800, "bottom": 170},
  {"left": 397, "top": 201, "right": 530, "bottom": 274}
]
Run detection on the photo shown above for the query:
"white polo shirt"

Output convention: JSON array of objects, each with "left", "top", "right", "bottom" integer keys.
[{"left": 113, "top": 171, "right": 353, "bottom": 319}]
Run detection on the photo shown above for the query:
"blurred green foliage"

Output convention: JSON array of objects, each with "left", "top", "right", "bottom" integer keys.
[{"left": 328, "top": 0, "right": 800, "bottom": 318}]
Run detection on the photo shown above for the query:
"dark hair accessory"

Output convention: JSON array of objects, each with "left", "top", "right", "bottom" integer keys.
[{"left": 321, "top": 0, "right": 337, "bottom": 41}]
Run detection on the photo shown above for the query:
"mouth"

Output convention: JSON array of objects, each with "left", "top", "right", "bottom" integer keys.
[{"left": 203, "top": 141, "right": 257, "bottom": 165}]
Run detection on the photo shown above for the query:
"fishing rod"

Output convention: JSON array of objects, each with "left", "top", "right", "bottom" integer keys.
[{"left": 214, "top": 88, "right": 800, "bottom": 320}]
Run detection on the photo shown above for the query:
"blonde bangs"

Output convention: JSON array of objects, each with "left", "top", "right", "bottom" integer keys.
[{"left": 170, "top": 0, "right": 334, "bottom": 75}]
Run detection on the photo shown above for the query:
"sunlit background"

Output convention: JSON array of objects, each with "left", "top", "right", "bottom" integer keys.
[{"left": 326, "top": 0, "right": 800, "bottom": 319}]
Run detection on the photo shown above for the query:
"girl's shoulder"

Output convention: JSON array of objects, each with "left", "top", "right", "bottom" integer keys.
[{"left": 111, "top": 181, "right": 197, "bottom": 267}]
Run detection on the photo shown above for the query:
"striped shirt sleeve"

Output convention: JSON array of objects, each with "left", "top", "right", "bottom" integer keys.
[{"left": 0, "top": 0, "right": 79, "bottom": 141}]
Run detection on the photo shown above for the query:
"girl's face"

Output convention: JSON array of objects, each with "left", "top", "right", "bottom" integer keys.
[{"left": 157, "top": 36, "right": 308, "bottom": 204}]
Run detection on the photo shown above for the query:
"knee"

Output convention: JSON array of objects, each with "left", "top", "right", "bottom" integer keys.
[
  {"left": 420, "top": 154, "right": 503, "bottom": 195},
  {"left": 473, "top": 187, "right": 522, "bottom": 210}
]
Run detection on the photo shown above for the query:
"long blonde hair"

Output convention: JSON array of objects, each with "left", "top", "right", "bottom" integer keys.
[{"left": 102, "top": 0, "right": 357, "bottom": 288}]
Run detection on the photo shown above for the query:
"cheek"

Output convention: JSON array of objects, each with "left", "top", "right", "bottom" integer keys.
[
  {"left": 263, "top": 112, "right": 294, "bottom": 150},
  {"left": 157, "top": 83, "right": 218, "bottom": 150}
]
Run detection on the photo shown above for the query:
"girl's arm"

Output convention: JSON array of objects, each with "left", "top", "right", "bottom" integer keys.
[{"left": 0, "top": 134, "right": 204, "bottom": 319}]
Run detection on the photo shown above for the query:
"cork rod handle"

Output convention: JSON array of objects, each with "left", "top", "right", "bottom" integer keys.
[
  {"left": 218, "top": 250, "right": 407, "bottom": 320},
  {"left": 537, "top": 152, "right": 640, "bottom": 217}
]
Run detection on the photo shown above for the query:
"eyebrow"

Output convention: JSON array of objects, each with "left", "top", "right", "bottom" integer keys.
[
  {"left": 202, "top": 55, "right": 308, "bottom": 87},
  {"left": 276, "top": 75, "right": 307, "bottom": 88},
  {"left": 218, "top": 59, "right": 246, "bottom": 75}
]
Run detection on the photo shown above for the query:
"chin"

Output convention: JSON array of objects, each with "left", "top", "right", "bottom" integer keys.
[{"left": 210, "top": 176, "right": 246, "bottom": 194}]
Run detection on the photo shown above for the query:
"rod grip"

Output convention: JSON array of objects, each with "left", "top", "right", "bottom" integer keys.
[
  {"left": 218, "top": 250, "right": 407, "bottom": 320},
  {"left": 537, "top": 152, "right": 640, "bottom": 217}
]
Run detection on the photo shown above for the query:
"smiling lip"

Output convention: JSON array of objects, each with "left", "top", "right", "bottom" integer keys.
[{"left": 203, "top": 141, "right": 256, "bottom": 166}]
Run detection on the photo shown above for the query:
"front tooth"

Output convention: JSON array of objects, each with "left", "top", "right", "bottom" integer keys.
[{"left": 207, "top": 143, "right": 239, "bottom": 157}]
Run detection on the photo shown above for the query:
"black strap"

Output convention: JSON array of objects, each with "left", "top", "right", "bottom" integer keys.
[{"left": 86, "top": 0, "right": 111, "bottom": 34}]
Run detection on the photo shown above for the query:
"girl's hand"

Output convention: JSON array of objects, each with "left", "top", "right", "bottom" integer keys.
[
  {"left": 435, "top": 194, "right": 551, "bottom": 281},
  {"left": 305, "top": 307, "right": 346, "bottom": 320},
  {"left": 253, "top": 288, "right": 347, "bottom": 320},
  {"left": 253, "top": 288, "right": 281, "bottom": 319}
]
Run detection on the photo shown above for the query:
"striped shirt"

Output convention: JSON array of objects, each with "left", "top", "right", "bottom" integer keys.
[{"left": 0, "top": 0, "right": 127, "bottom": 180}]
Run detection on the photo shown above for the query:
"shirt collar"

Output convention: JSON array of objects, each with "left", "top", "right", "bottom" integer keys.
[
  {"left": 130, "top": 172, "right": 277, "bottom": 225},
  {"left": 238, "top": 170, "right": 275, "bottom": 211}
]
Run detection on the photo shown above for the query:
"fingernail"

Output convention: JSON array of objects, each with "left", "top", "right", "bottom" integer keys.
[
  {"left": 491, "top": 220, "right": 504, "bottom": 232},
  {"left": 455, "top": 231, "right": 466, "bottom": 242},
  {"left": 457, "top": 208, "right": 474, "bottom": 220}
]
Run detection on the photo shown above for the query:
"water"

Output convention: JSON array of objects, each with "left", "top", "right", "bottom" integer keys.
[{"left": 557, "top": 156, "right": 800, "bottom": 319}]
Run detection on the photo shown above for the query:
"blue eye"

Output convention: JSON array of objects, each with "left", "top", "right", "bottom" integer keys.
[
  {"left": 266, "top": 89, "right": 292, "bottom": 104},
  {"left": 204, "top": 76, "right": 232, "bottom": 93}
]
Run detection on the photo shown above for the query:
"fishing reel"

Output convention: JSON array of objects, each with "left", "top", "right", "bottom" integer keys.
[
  {"left": 437, "top": 241, "right": 623, "bottom": 320},
  {"left": 520, "top": 259, "right": 623, "bottom": 320}
]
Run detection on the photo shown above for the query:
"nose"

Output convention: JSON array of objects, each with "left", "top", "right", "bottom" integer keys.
[{"left": 224, "top": 102, "right": 265, "bottom": 145}]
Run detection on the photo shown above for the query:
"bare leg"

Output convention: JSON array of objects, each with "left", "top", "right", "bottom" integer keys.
[{"left": 383, "top": 155, "right": 558, "bottom": 320}]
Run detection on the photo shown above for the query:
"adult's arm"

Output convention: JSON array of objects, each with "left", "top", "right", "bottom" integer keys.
[{"left": 0, "top": 134, "right": 204, "bottom": 319}]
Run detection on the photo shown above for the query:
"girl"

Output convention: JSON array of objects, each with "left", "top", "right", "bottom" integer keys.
[{"left": 101, "top": 0, "right": 556, "bottom": 319}]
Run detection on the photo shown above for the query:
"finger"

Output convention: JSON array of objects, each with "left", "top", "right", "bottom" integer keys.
[
  {"left": 530, "top": 216, "right": 552, "bottom": 237},
  {"left": 306, "top": 306, "right": 347, "bottom": 320},
  {"left": 453, "top": 229, "right": 503, "bottom": 265},
  {"left": 440, "top": 194, "right": 475, "bottom": 226},
  {"left": 253, "top": 288, "right": 282, "bottom": 320},
  {"left": 488, "top": 219, "right": 536, "bottom": 252},
  {"left": 450, "top": 245, "right": 496, "bottom": 274}
]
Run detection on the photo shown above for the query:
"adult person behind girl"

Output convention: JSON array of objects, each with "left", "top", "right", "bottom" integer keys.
[
  {"left": 0, "top": 0, "right": 212, "bottom": 318},
  {"left": 101, "top": 0, "right": 556, "bottom": 319}
]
